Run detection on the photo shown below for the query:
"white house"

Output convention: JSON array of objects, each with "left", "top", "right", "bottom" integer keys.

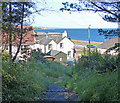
[
  {"left": 97, "top": 38, "right": 119, "bottom": 55},
  {"left": 57, "top": 37, "right": 74, "bottom": 59},
  {"left": 35, "top": 31, "right": 75, "bottom": 60},
  {"left": 2, "top": 27, "right": 75, "bottom": 61},
  {"left": 1, "top": 25, "right": 36, "bottom": 60}
]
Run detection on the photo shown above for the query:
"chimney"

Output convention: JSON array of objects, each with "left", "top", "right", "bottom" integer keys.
[
  {"left": 62, "top": 30, "right": 67, "bottom": 38},
  {"left": 46, "top": 33, "right": 48, "bottom": 38}
]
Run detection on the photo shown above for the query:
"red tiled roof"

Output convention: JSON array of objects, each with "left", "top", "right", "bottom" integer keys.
[{"left": 2, "top": 25, "right": 35, "bottom": 44}]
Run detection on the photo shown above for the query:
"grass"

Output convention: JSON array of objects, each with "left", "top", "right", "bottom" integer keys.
[
  {"left": 76, "top": 51, "right": 94, "bottom": 56},
  {"left": 73, "top": 41, "right": 100, "bottom": 47},
  {"left": 2, "top": 51, "right": 68, "bottom": 101},
  {"left": 60, "top": 53, "right": 119, "bottom": 101}
]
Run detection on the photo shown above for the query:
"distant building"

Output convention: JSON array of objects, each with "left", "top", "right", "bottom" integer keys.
[
  {"left": 1, "top": 27, "right": 75, "bottom": 61},
  {"left": 45, "top": 50, "right": 67, "bottom": 63},
  {"left": 35, "top": 31, "right": 75, "bottom": 60},
  {"left": 97, "top": 38, "right": 119, "bottom": 55},
  {"left": 1, "top": 25, "right": 35, "bottom": 60},
  {"left": 43, "top": 55, "right": 55, "bottom": 61}
]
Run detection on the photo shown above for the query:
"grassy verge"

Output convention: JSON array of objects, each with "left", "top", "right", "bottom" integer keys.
[
  {"left": 60, "top": 53, "right": 119, "bottom": 101},
  {"left": 73, "top": 41, "right": 100, "bottom": 47},
  {"left": 76, "top": 51, "right": 95, "bottom": 56}
]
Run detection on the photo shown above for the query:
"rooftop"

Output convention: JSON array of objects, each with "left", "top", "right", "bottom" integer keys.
[
  {"left": 46, "top": 50, "right": 67, "bottom": 56},
  {"left": 38, "top": 37, "right": 53, "bottom": 45},
  {"left": 97, "top": 38, "right": 119, "bottom": 49},
  {"left": 2, "top": 25, "right": 35, "bottom": 44}
]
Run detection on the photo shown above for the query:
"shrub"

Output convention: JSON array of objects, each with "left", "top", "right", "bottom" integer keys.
[
  {"left": 2, "top": 50, "right": 67, "bottom": 101},
  {"left": 61, "top": 53, "right": 119, "bottom": 101}
]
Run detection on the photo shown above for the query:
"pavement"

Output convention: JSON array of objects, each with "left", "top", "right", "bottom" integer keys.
[{"left": 41, "top": 83, "right": 78, "bottom": 102}]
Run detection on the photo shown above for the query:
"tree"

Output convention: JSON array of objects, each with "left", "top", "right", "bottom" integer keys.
[
  {"left": 60, "top": 1, "right": 120, "bottom": 38},
  {"left": 2, "top": 1, "right": 56, "bottom": 61},
  {"left": 60, "top": 1, "right": 120, "bottom": 54},
  {"left": 2, "top": 2, "right": 35, "bottom": 61}
]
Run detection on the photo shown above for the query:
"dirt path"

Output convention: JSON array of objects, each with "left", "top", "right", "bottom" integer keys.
[{"left": 42, "top": 83, "right": 78, "bottom": 102}]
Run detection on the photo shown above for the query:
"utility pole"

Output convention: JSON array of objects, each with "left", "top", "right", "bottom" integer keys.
[{"left": 88, "top": 25, "right": 91, "bottom": 56}]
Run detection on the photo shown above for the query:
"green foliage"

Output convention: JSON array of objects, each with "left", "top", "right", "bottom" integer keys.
[
  {"left": 61, "top": 53, "right": 119, "bottom": 101},
  {"left": 67, "top": 70, "right": 118, "bottom": 101},
  {"left": 2, "top": 50, "right": 66, "bottom": 101},
  {"left": 77, "top": 53, "right": 119, "bottom": 72},
  {"left": 73, "top": 41, "right": 99, "bottom": 47}
]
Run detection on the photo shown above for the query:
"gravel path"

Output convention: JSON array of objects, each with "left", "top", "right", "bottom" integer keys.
[{"left": 42, "top": 83, "right": 78, "bottom": 102}]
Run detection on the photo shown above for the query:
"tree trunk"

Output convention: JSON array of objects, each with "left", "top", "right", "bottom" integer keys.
[
  {"left": 12, "top": 3, "right": 24, "bottom": 62},
  {"left": 9, "top": 2, "right": 12, "bottom": 58}
]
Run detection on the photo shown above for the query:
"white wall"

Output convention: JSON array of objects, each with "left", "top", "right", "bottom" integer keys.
[
  {"left": 29, "top": 44, "right": 44, "bottom": 53},
  {"left": 97, "top": 48, "right": 118, "bottom": 55},
  {"left": 109, "top": 50, "right": 118, "bottom": 55},
  {"left": 57, "top": 37, "right": 74, "bottom": 59},
  {"left": 45, "top": 40, "right": 57, "bottom": 53},
  {"left": 97, "top": 48, "right": 106, "bottom": 54}
]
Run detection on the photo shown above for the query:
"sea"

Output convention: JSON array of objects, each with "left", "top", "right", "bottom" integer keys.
[{"left": 34, "top": 28, "right": 117, "bottom": 42}]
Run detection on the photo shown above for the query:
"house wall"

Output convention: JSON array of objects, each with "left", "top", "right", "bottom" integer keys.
[
  {"left": 97, "top": 48, "right": 118, "bottom": 55},
  {"left": 57, "top": 37, "right": 74, "bottom": 59},
  {"left": 97, "top": 48, "right": 106, "bottom": 54},
  {"left": 29, "top": 44, "right": 44, "bottom": 53},
  {"left": 0, "top": 45, "right": 2, "bottom": 51},
  {"left": 109, "top": 50, "right": 118, "bottom": 55},
  {"left": 3, "top": 44, "right": 40, "bottom": 60},
  {"left": 45, "top": 40, "right": 57, "bottom": 53},
  {"left": 45, "top": 57, "right": 54, "bottom": 61},
  {"left": 54, "top": 52, "right": 67, "bottom": 64},
  {"left": 4, "top": 45, "right": 23, "bottom": 59}
]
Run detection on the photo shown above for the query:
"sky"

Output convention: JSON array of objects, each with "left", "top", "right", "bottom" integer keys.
[{"left": 30, "top": 0, "right": 118, "bottom": 29}]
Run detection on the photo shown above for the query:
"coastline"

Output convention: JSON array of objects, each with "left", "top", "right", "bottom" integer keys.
[{"left": 72, "top": 40, "right": 103, "bottom": 44}]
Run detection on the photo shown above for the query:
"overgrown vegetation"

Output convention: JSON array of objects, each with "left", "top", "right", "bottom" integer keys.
[
  {"left": 2, "top": 49, "right": 119, "bottom": 101},
  {"left": 60, "top": 53, "right": 119, "bottom": 101},
  {"left": 2, "top": 50, "right": 67, "bottom": 101}
]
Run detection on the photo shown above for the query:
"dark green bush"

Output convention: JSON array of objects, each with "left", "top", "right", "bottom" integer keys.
[
  {"left": 2, "top": 50, "right": 66, "bottom": 101},
  {"left": 61, "top": 53, "right": 119, "bottom": 101}
]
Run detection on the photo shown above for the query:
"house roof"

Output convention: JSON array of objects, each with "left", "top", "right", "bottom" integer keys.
[
  {"left": 35, "top": 32, "right": 74, "bottom": 45},
  {"left": 2, "top": 25, "right": 35, "bottom": 44},
  {"left": 48, "top": 32, "right": 62, "bottom": 35},
  {"left": 35, "top": 34, "right": 63, "bottom": 44},
  {"left": 36, "top": 32, "right": 47, "bottom": 35},
  {"left": 43, "top": 55, "right": 54, "bottom": 58},
  {"left": 35, "top": 35, "right": 46, "bottom": 41},
  {"left": 97, "top": 38, "right": 119, "bottom": 49},
  {"left": 57, "top": 36, "right": 74, "bottom": 45},
  {"left": 35, "top": 32, "right": 63, "bottom": 43},
  {"left": 48, "top": 35, "right": 63, "bottom": 43},
  {"left": 38, "top": 37, "right": 53, "bottom": 45},
  {"left": 47, "top": 50, "right": 67, "bottom": 56}
]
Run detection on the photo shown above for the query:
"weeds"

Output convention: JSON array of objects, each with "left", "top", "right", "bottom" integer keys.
[
  {"left": 61, "top": 52, "right": 119, "bottom": 101},
  {"left": 2, "top": 50, "right": 67, "bottom": 101}
]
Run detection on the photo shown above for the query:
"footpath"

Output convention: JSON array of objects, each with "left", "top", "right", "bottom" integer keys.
[{"left": 42, "top": 82, "right": 78, "bottom": 102}]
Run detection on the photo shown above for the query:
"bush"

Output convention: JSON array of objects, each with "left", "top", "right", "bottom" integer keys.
[
  {"left": 61, "top": 53, "right": 119, "bottom": 101},
  {"left": 2, "top": 50, "right": 66, "bottom": 101}
]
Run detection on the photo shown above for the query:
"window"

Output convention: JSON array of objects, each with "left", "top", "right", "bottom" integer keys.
[
  {"left": 59, "top": 58, "right": 62, "bottom": 62},
  {"left": 60, "top": 43, "right": 63, "bottom": 48},
  {"left": 48, "top": 44, "right": 52, "bottom": 50},
  {"left": 68, "top": 51, "right": 71, "bottom": 57}
]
